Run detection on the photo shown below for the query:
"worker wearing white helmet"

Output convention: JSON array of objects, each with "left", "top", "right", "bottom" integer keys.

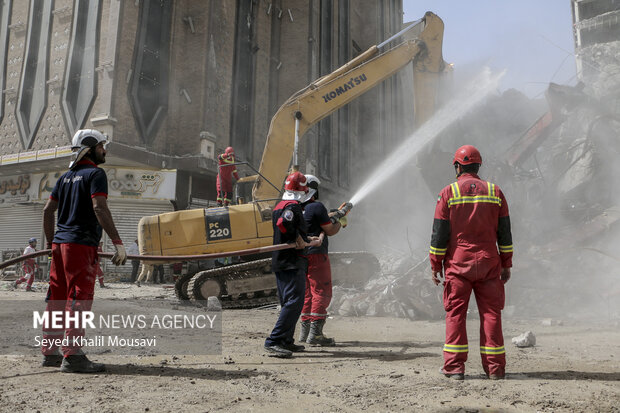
[
  {"left": 40, "top": 129, "right": 127, "bottom": 373},
  {"left": 298, "top": 175, "right": 348, "bottom": 346}
]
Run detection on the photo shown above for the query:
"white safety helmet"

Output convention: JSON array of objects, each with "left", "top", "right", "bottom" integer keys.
[
  {"left": 299, "top": 174, "right": 320, "bottom": 203},
  {"left": 69, "top": 129, "right": 108, "bottom": 169}
]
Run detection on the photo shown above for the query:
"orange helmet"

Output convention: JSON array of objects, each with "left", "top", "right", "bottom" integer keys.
[
  {"left": 282, "top": 171, "right": 308, "bottom": 200},
  {"left": 225, "top": 146, "right": 234, "bottom": 156},
  {"left": 453, "top": 145, "right": 482, "bottom": 165}
]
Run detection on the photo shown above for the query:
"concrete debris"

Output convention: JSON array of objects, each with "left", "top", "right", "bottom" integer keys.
[
  {"left": 512, "top": 331, "right": 536, "bottom": 348},
  {"left": 328, "top": 253, "right": 443, "bottom": 320},
  {"left": 206, "top": 296, "right": 222, "bottom": 311}
]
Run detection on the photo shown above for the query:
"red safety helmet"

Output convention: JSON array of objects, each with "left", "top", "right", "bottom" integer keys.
[
  {"left": 225, "top": 146, "right": 235, "bottom": 156},
  {"left": 453, "top": 145, "right": 482, "bottom": 165},
  {"left": 282, "top": 171, "right": 308, "bottom": 200}
]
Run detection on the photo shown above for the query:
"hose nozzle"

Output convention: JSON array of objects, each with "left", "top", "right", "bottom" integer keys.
[{"left": 339, "top": 202, "right": 353, "bottom": 216}]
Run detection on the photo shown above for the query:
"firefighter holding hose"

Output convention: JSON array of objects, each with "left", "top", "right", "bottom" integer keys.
[{"left": 298, "top": 175, "right": 350, "bottom": 346}]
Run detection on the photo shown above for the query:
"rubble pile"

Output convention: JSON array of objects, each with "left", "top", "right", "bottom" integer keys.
[{"left": 328, "top": 253, "right": 443, "bottom": 320}]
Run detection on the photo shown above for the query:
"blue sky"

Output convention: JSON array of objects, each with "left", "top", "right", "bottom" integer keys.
[{"left": 403, "top": 1, "right": 578, "bottom": 98}]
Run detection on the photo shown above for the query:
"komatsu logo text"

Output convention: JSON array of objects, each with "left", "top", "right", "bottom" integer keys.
[{"left": 322, "top": 74, "right": 368, "bottom": 103}]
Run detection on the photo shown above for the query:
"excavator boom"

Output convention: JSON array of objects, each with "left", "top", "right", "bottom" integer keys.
[{"left": 253, "top": 11, "right": 447, "bottom": 202}]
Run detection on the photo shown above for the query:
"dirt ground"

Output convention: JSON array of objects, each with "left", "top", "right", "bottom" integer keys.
[{"left": 0, "top": 281, "right": 618, "bottom": 413}]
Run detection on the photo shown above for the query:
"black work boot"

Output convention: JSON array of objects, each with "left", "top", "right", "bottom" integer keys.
[
  {"left": 264, "top": 344, "right": 293, "bottom": 358},
  {"left": 282, "top": 342, "right": 305, "bottom": 352},
  {"left": 60, "top": 353, "right": 106, "bottom": 373},
  {"left": 41, "top": 352, "right": 63, "bottom": 367},
  {"left": 440, "top": 368, "right": 464, "bottom": 381},
  {"left": 298, "top": 320, "right": 310, "bottom": 343},
  {"left": 306, "top": 319, "right": 335, "bottom": 346}
]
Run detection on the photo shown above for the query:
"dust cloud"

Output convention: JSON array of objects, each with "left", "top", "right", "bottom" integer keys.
[{"left": 328, "top": 59, "right": 620, "bottom": 321}]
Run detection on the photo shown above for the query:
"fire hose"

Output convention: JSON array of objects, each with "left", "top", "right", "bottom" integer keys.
[{"left": 0, "top": 243, "right": 295, "bottom": 271}]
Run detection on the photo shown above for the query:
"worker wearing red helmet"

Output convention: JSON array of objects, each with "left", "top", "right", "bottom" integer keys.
[
  {"left": 216, "top": 146, "right": 240, "bottom": 206},
  {"left": 264, "top": 171, "right": 321, "bottom": 358},
  {"left": 429, "top": 145, "right": 513, "bottom": 381}
]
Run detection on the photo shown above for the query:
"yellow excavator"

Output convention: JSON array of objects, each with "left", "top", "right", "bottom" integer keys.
[{"left": 138, "top": 12, "right": 449, "bottom": 307}]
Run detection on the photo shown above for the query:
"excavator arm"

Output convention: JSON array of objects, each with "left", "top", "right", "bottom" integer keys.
[{"left": 253, "top": 12, "right": 447, "bottom": 203}]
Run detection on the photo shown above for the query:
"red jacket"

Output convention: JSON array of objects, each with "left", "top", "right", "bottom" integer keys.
[
  {"left": 216, "top": 154, "right": 240, "bottom": 192},
  {"left": 430, "top": 173, "right": 513, "bottom": 280}
]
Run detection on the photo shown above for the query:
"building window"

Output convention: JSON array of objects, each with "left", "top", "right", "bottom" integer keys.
[
  {"left": 0, "top": 0, "right": 12, "bottom": 126},
  {"left": 62, "top": 0, "right": 100, "bottom": 136},
  {"left": 16, "top": 0, "right": 54, "bottom": 149},
  {"left": 129, "top": 0, "right": 172, "bottom": 144},
  {"left": 337, "top": 0, "right": 349, "bottom": 187},
  {"left": 230, "top": 0, "right": 258, "bottom": 162},
  {"left": 318, "top": 0, "right": 332, "bottom": 179}
]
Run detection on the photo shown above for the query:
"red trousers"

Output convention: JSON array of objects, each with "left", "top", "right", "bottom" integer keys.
[
  {"left": 16, "top": 261, "right": 35, "bottom": 288},
  {"left": 301, "top": 254, "right": 332, "bottom": 322},
  {"left": 443, "top": 274, "right": 506, "bottom": 377},
  {"left": 42, "top": 243, "right": 98, "bottom": 356}
]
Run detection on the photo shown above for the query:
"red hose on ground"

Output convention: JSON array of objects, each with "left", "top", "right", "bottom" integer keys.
[{"left": 0, "top": 243, "right": 295, "bottom": 270}]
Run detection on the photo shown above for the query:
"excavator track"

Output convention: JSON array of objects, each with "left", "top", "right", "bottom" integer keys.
[
  {"left": 174, "top": 271, "right": 196, "bottom": 301},
  {"left": 183, "top": 251, "right": 380, "bottom": 309},
  {"left": 187, "top": 259, "right": 277, "bottom": 309}
]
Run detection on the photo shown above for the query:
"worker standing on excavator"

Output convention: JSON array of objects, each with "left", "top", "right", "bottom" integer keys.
[
  {"left": 429, "top": 145, "right": 513, "bottom": 381},
  {"left": 298, "top": 175, "right": 347, "bottom": 346},
  {"left": 264, "top": 171, "right": 321, "bottom": 358},
  {"left": 216, "top": 146, "right": 240, "bottom": 206}
]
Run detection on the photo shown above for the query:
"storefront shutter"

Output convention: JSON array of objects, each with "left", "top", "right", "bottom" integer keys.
[
  {"left": 100, "top": 200, "right": 174, "bottom": 278},
  {"left": 0, "top": 204, "right": 45, "bottom": 255}
]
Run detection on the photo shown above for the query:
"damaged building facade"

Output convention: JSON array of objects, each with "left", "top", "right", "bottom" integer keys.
[
  {"left": 0, "top": 0, "right": 415, "bottom": 274},
  {"left": 572, "top": 0, "right": 620, "bottom": 91}
]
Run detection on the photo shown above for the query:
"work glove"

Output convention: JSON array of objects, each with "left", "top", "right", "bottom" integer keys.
[
  {"left": 111, "top": 242, "right": 128, "bottom": 266},
  {"left": 331, "top": 208, "right": 347, "bottom": 220},
  {"left": 338, "top": 216, "right": 348, "bottom": 228}
]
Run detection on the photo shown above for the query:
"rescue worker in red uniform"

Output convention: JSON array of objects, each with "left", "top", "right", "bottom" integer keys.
[
  {"left": 429, "top": 145, "right": 513, "bottom": 381},
  {"left": 216, "top": 146, "right": 240, "bottom": 206},
  {"left": 298, "top": 175, "right": 347, "bottom": 346},
  {"left": 14, "top": 237, "right": 38, "bottom": 291},
  {"left": 41, "top": 129, "right": 127, "bottom": 373}
]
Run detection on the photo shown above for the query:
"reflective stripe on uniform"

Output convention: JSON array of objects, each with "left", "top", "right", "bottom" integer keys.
[
  {"left": 443, "top": 343, "right": 468, "bottom": 353},
  {"left": 301, "top": 312, "right": 329, "bottom": 317},
  {"left": 487, "top": 182, "right": 496, "bottom": 197},
  {"left": 480, "top": 345, "right": 505, "bottom": 354},
  {"left": 498, "top": 244, "right": 513, "bottom": 253},
  {"left": 448, "top": 181, "right": 501, "bottom": 208},
  {"left": 429, "top": 246, "right": 447, "bottom": 256},
  {"left": 451, "top": 182, "right": 461, "bottom": 198}
]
